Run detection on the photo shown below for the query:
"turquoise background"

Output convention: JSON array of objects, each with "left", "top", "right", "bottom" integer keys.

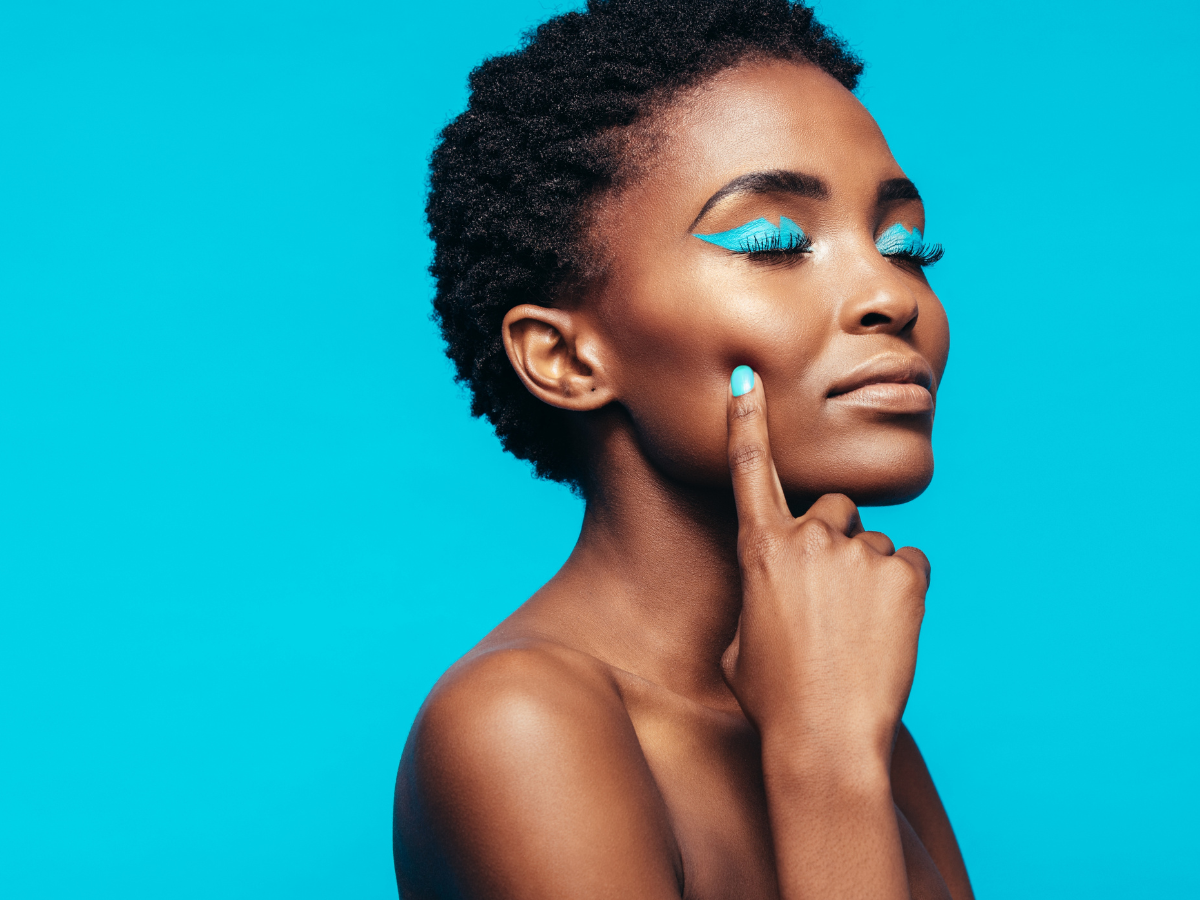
[{"left": 2, "top": 1, "right": 1196, "bottom": 896}]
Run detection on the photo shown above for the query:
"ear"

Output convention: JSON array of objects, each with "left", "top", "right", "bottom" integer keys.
[{"left": 501, "top": 304, "right": 614, "bottom": 411}]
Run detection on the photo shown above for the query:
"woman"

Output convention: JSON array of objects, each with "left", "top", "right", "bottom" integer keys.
[{"left": 395, "top": 1, "right": 972, "bottom": 897}]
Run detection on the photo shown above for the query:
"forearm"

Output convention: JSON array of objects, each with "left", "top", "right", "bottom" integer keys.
[{"left": 762, "top": 732, "right": 910, "bottom": 900}]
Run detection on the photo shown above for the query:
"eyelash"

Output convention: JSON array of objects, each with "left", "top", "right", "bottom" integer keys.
[
  {"left": 738, "top": 236, "right": 945, "bottom": 268},
  {"left": 735, "top": 232, "right": 815, "bottom": 264},
  {"left": 712, "top": 219, "right": 945, "bottom": 268},
  {"left": 884, "top": 242, "right": 945, "bottom": 268}
]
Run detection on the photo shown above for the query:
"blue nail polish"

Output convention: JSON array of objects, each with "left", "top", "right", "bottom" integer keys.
[{"left": 731, "top": 365, "right": 755, "bottom": 397}]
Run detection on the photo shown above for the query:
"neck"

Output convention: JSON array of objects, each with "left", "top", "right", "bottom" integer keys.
[{"left": 518, "top": 419, "right": 746, "bottom": 710}]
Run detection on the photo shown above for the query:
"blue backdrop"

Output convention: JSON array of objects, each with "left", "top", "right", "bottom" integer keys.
[{"left": 2, "top": 1, "right": 1196, "bottom": 896}]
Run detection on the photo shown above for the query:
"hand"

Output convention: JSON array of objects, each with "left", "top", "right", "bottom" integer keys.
[{"left": 720, "top": 368, "right": 931, "bottom": 763}]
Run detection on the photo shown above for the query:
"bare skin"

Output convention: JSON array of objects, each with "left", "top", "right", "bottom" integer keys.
[{"left": 395, "top": 60, "right": 972, "bottom": 900}]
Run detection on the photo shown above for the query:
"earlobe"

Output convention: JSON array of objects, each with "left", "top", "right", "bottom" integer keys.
[{"left": 501, "top": 304, "right": 614, "bottom": 411}]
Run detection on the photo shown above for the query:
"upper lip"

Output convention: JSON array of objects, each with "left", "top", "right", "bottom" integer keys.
[{"left": 827, "top": 353, "right": 936, "bottom": 397}]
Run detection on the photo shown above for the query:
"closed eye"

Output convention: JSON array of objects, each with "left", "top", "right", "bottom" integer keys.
[
  {"left": 875, "top": 223, "right": 943, "bottom": 268},
  {"left": 695, "top": 216, "right": 814, "bottom": 263}
]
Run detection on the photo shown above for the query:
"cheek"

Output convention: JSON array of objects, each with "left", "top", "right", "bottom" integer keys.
[{"left": 596, "top": 264, "right": 831, "bottom": 483}]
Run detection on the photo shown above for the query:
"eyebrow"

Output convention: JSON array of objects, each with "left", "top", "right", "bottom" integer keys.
[
  {"left": 690, "top": 172, "right": 925, "bottom": 231},
  {"left": 690, "top": 170, "right": 828, "bottom": 230},
  {"left": 877, "top": 177, "right": 922, "bottom": 204}
]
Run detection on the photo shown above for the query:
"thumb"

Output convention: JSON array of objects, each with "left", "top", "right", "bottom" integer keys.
[{"left": 721, "top": 621, "right": 741, "bottom": 685}]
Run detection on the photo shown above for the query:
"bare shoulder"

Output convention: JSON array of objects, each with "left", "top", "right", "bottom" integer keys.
[
  {"left": 394, "top": 638, "right": 682, "bottom": 900},
  {"left": 891, "top": 724, "right": 976, "bottom": 900}
]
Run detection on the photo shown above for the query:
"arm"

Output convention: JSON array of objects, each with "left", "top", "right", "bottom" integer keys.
[
  {"left": 394, "top": 644, "right": 683, "bottom": 900},
  {"left": 892, "top": 725, "right": 975, "bottom": 900},
  {"left": 721, "top": 370, "right": 933, "bottom": 900},
  {"left": 759, "top": 733, "right": 909, "bottom": 899}
]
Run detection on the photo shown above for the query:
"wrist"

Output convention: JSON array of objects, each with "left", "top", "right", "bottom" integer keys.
[
  {"left": 761, "top": 738, "right": 893, "bottom": 818},
  {"left": 759, "top": 727, "right": 908, "bottom": 900},
  {"left": 759, "top": 716, "right": 895, "bottom": 786}
]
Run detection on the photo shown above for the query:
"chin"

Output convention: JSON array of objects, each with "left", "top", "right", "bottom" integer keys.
[
  {"left": 782, "top": 435, "right": 935, "bottom": 509},
  {"left": 844, "top": 466, "right": 933, "bottom": 507}
]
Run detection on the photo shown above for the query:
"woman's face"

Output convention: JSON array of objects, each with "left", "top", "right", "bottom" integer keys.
[{"left": 587, "top": 59, "right": 950, "bottom": 506}]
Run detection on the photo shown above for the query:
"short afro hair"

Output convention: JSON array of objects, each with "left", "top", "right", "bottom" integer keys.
[{"left": 426, "top": 0, "right": 862, "bottom": 489}]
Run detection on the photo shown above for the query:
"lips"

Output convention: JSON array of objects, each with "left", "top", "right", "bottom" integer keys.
[{"left": 827, "top": 354, "right": 936, "bottom": 414}]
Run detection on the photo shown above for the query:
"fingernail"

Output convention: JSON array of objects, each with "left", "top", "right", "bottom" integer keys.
[{"left": 730, "top": 365, "right": 755, "bottom": 397}]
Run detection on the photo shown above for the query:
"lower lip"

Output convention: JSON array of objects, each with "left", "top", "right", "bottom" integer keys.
[{"left": 828, "top": 382, "right": 934, "bottom": 414}]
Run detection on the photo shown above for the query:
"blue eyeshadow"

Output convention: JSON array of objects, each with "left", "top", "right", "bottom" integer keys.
[
  {"left": 694, "top": 216, "right": 807, "bottom": 252},
  {"left": 876, "top": 223, "right": 926, "bottom": 256}
]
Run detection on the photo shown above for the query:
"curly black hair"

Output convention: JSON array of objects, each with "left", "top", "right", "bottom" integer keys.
[{"left": 427, "top": 0, "right": 862, "bottom": 489}]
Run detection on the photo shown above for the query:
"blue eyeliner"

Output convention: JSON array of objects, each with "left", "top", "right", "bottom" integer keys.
[{"left": 695, "top": 216, "right": 807, "bottom": 253}]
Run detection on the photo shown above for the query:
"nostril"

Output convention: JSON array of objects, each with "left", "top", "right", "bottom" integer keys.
[{"left": 861, "top": 312, "right": 891, "bottom": 327}]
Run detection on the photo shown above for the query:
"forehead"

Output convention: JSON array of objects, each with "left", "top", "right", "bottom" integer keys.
[{"left": 611, "top": 59, "right": 901, "bottom": 223}]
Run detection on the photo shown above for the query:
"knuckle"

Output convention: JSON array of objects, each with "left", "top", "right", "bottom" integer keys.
[
  {"left": 738, "top": 527, "right": 784, "bottom": 570},
  {"left": 809, "top": 492, "right": 860, "bottom": 531},
  {"left": 862, "top": 531, "right": 896, "bottom": 554},
  {"left": 824, "top": 492, "right": 855, "bottom": 512},
  {"left": 729, "top": 395, "right": 763, "bottom": 422},
  {"left": 728, "top": 441, "right": 769, "bottom": 474},
  {"left": 846, "top": 535, "right": 874, "bottom": 561},
  {"left": 870, "top": 528, "right": 895, "bottom": 546},
  {"left": 795, "top": 517, "right": 834, "bottom": 552},
  {"left": 903, "top": 548, "right": 931, "bottom": 577},
  {"left": 888, "top": 556, "right": 928, "bottom": 594}
]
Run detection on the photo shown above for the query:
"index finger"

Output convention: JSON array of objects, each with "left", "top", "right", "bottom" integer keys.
[{"left": 727, "top": 366, "right": 790, "bottom": 530}]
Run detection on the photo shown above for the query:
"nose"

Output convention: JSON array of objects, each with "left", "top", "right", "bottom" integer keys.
[{"left": 837, "top": 257, "right": 920, "bottom": 336}]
